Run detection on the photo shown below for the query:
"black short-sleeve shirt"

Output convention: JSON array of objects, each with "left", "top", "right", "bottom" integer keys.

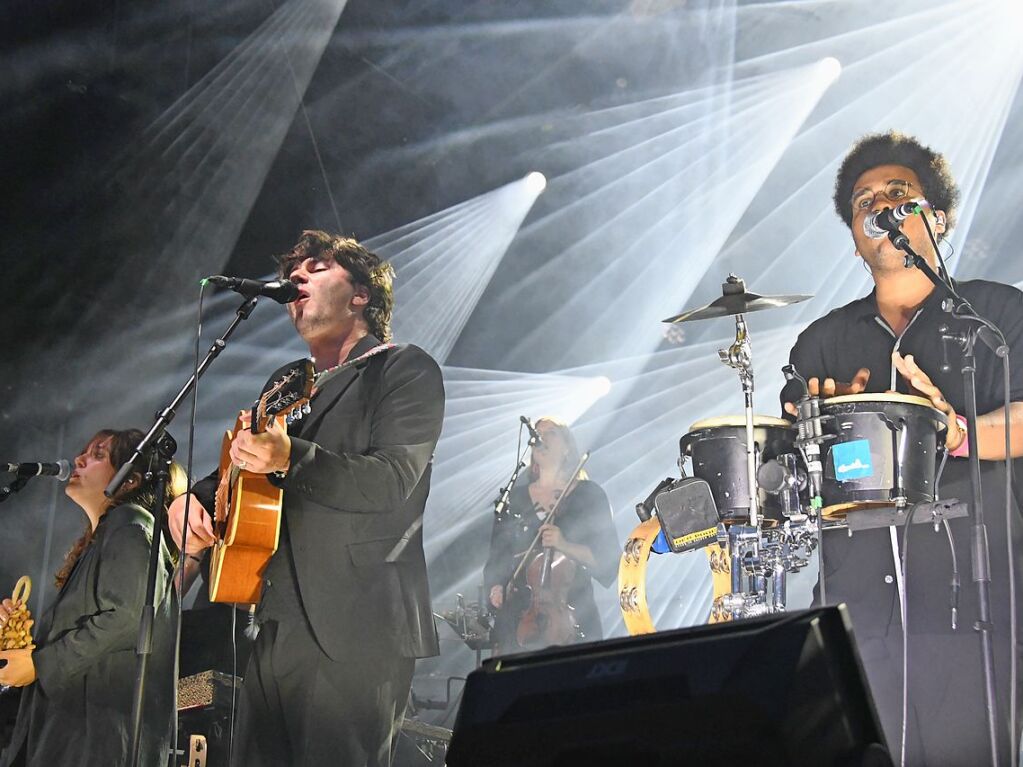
[
  {"left": 781, "top": 278, "right": 1023, "bottom": 412},
  {"left": 779, "top": 278, "right": 1023, "bottom": 637}
]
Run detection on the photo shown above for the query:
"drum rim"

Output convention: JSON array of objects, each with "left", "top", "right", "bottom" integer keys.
[
  {"left": 688, "top": 415, "right": 792, "bottom": 431},
  {"left": 823, "top": 392, "right": 943, "bottom": 413},
  {"left": 821, "top": 500, "right": 897, "bottom": 520}
]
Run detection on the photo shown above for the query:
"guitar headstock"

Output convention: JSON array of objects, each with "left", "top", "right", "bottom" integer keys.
[{"left": 250, "top": 359, "right": 315, "bottom": 435}]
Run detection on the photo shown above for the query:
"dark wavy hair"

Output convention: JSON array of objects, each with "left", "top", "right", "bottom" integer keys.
[
  {"left": 276, "top": 230, "right": 396, "bottom": 342},
  {"left": 55, "top": 429, "right": 185, "bottom": 589},
  {"left": 833, "top": 130, "right": 960, "bottom": 233}
]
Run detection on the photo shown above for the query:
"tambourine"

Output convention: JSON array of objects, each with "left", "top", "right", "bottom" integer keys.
[{"left": 618, "top": 519, "right": 732, "bottom": 635}]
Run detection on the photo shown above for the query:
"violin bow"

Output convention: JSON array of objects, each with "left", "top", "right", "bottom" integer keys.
[{"left": 507, "top": 451, "right": 590, "bottom": 588}]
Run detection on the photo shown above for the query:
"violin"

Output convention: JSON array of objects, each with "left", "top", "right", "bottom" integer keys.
[
  {"left": 514, "top": 544, "right": 580, "bottom": 649},
  {"left": 504, "top": 452, "right": 590, "bottom": 651}
]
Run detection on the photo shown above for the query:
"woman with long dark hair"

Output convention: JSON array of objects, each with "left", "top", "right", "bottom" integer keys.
[
  {"left": 0, "top": 428, "right": 182, "bottom": 767},
  {"left": 483, "top": 417, "right": 619, "bottom": 653}
]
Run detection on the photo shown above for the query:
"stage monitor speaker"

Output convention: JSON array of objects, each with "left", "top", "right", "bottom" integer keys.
[{"left": 446, "top": 606, "right": 891, "bottom": 767}]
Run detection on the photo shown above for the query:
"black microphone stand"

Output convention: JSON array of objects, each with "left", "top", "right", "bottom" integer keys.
[
  {"left": 891, "top": 231, "right": 1007, "bottom": 767},
  {"left": 105, "top": 294, "right": 260, "bottom": 767},
  {"left": 0, "top": 475, "right": 32, "bottom": 504},
  {"left": 493, "top": 427, "right": 539, "bottom": 521},
  {"left": 125, "top": 431, "right": 175, "bottom": 767}
]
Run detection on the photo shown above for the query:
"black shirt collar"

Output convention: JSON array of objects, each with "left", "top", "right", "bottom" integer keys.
[{"left": 852, "top": 283, "right": 944, "bottom": 326}]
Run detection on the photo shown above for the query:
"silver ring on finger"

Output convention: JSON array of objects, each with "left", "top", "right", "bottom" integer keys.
[{"left": 238, "top": 460, "right": 247, "bottom": 470}]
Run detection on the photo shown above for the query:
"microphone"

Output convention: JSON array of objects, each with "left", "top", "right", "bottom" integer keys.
[
  {"left": 203, "top": 276, "right": 300, "bottom": 304},
  {"left": 4, "top": 460, "right": 72, "bottom": 480},
  {"left": 862, "top": 200, "right": 926, "bottom": 240},
  {"left": 519, "top": 416, "right": 542, "bottom": 445}
]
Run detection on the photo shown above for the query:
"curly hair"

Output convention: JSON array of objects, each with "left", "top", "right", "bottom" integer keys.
[
  {"left": 276, "top": 230, "right": 396, "bottom": 342},
  {"left": 55, "top": 429, "right": 186, "bottom": 589},
  {"left": 833, "top": 130, "right": 960, "bottom": 233}
]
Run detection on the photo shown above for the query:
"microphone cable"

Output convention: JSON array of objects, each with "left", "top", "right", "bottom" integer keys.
[{"left": 169, "top": 279, "right": 208, "bottom": 767}]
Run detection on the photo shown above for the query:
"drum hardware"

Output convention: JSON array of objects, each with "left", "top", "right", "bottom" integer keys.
[
  {"left": 635, "top": 477, "right": 675, "bottom": 522},
  {"left": 713, "top": 512, "right": 820, "bottom": 621},
  {"left": 782, "top": 363, "right": 833, "bottom": 602},
  {"left": 882, "top": 413, "right": 910, "bottom": 509},
  {"left": 839, "top": 498, "right": 967, "bottom": 533},
  {"left": 781, "top": 364, "right": 831, "bottom": 512},
  {"left": 707, "top": 279, "right": 816, "bottom": 619},
  {"left": 758, "top": 453, "right": 806, "bottom": 517},
  {"left": 716, "top": 297, "right": 760, "bottom": 528},
  {"left": 618, "top": 275, "right": 819, "bottom": 631},
  {"left": 719, "top": 524, "right": 768, "bottom": 618}
]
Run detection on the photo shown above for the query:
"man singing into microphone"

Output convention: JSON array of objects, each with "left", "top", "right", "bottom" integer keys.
[
  {"left": 781, "top": 131, "right": 1023, "bottom": 763},
  {"left": 169, "top": 230, "right": 445, "bottom": 767}
]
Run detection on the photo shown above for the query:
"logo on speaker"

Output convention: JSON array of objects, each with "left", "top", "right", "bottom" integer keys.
[{"left": 585, "top": 660, "right": 629, "bottom": 679}]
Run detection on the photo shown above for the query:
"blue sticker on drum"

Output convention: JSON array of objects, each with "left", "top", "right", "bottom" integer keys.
[{"left": 832, "top": 439, "right": 873, "bottom": 481}]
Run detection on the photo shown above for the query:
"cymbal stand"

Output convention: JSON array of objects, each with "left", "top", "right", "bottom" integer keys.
[
  {"left": 715, "top": 312, "right": 821, "bottom": 620},
  {"left": 719, "top": 313, "right": 759, "bottom": 529},
  {"left": 717, "top": 312, "right": 773, "bottom": 617}
]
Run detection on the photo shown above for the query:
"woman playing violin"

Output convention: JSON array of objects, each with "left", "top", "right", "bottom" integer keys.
[{"left": 483, "top": 417, "right": 619, "bottom": 653}]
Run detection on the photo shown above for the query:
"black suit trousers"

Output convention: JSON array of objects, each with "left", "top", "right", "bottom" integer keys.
[{"left": 232, "top": 616, "right": 414, "bottom": 767}]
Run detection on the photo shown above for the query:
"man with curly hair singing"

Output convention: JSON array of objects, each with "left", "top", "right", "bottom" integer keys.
[
  {"left": 781, "top": 132, "right": 1023, "bottom": 764},
  {"left": 171, "top": 231, "right": 445, "bottom": 766}
]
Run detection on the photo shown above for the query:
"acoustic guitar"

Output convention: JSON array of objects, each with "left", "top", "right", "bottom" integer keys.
[{"left": 208, "top": 360, "right": 314, "bottom": 605}]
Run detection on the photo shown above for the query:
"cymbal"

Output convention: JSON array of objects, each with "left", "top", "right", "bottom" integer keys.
[{"left": 662, "top": 274, "right": 811, "bottom": 323}]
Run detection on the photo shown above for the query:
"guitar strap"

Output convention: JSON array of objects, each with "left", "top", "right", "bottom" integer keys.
[{"left": 311, "top": 343, "right": 395, "bottom": 394}]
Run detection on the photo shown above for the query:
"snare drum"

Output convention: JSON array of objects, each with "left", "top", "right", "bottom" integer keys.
[
  {"left": 819, "top": 394, "right": 947, "bottom": 520},
  {"left": 680, "top": 416, "right": 796, "bottom": 524}
]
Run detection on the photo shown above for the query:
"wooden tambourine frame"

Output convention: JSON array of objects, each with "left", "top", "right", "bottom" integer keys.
[{"left": 618, "top": 518, "right": 732, "bottom": 635}]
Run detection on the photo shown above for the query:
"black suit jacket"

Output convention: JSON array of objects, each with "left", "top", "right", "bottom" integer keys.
[
  {"left": 1, "top": 505, "right": 175, "bottom": 767},
  {"left": 199, "top": 335, "right": 445, "bottom": 661}
]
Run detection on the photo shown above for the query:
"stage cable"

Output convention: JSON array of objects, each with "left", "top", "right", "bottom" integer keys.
[
  {"left": 170, "top": 280, "right": 208, "bottom": 767},
  {"left": 892, "top": 522, "right": 908, "bottom": 767},
  {"left": 264, "top": 0, "right": 342, "bottom": 233},
  {"left": 229, "top": 603, "right": 238, "bottom": 767},
  {"left": 1001, "top": 353, "right": 1017, "bottom": 758}
]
